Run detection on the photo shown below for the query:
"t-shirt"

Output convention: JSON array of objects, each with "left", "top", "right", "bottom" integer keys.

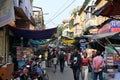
[
  {"left": 82, "top": 58, "right": 89, "bottom": 66},
  {"left": 70, "top": 53, "right": 82, "bottom": 68}
]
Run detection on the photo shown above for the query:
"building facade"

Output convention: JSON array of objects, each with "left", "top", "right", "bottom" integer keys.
[
  {"left": 0, "top": 0, "right": 35, "bottom": 62},
  {"left": 33, "top": 6, "right": 45, "bottom": 30}
]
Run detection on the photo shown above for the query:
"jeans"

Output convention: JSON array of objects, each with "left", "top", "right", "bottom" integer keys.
[
  {"left": 60, "top": 60, "right": 65, "bottom": 72},
  {"left": 72, "top": 68, "right": 80, "bottom": 80},
  {"left": 94, "top": 70, "right": 103, "bottom": 80},
  {"left": 91, "top": 67, "right": 95, "bottom": 80}
]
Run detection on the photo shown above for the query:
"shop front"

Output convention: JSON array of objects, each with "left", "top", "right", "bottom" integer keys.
[{"left": 9, "top": 26, "right": 57, "bottom": 67}]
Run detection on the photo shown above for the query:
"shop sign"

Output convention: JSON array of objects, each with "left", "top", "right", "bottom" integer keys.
[
  {"left": 110, "top": 20, "right": 120, "bottom": 32},
  {"left": 79, "top": 38, "right": 88, "bottom": 52},
  {"left": 62, "top": 40, "right": 75, "bottom": 44}
]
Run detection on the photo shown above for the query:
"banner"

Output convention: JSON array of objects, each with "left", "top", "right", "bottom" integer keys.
[
  {"left": 62, "top": 40, "right": 75, "bottom": 44},
  {"left": 0, "top": 0, "right": 15, "bottom": 27}
]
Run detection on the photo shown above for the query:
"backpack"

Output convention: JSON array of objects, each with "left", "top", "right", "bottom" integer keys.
[{"left": 59, "top": 51, "right": 65, "bottom": 60}]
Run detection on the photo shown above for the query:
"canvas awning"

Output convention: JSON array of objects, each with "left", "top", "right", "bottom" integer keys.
[
  {"left": 94, "top": 0, "right": 120, "bottom": 19},
  {"left": 9, "top": 26, "right": 57, "bottom": 39}
]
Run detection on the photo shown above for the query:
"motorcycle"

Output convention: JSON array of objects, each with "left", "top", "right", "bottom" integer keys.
[
  {"left": 12, "top": 64, "right": 31, "bottom": 80},
  {"left": 30, "top": 64, "right": 44, "bottom": 80},
  {"left": 12, "top": 68, "right": 22, "bottom": 80}
]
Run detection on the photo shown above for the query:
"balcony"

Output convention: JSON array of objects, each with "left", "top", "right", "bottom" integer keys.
[{"left": 85, "top": 18, "right": 97, "bottom": 29}]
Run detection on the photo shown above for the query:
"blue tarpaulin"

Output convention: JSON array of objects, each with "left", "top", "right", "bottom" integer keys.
[{"left": 9, "top": 26, "right": 57, "bottom": 39}]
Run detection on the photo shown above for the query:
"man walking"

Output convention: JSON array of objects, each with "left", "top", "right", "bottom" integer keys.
[
  {"left": 58, "top": 48, "right": 66, "bottom": 73},
  {"left": 93, "top": 51, "right": 104, "bottom": 80},
  {"left": 70, "top": 47, "right": 82, "bottom": 80}
]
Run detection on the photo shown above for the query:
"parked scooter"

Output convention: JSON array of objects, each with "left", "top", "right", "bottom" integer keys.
[
  {"left": 12, "top": 63, "right": 31, "bottom": 80},
  {"left": 12, "top": 68, "right": 22, "bottom": 80},
  {"left": 20, "top": 68, "right": 30, "bottom": 80},
  {"left": 29, "top": 55, "right": 45, "bottom": 80}
]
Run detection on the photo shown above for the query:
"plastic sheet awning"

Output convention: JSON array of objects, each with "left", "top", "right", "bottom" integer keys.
[
  {"left": 9, "top": 26, "right": 57, "bottom": 39},
  {"left": 83, "top": 32, "right": 118, "bottom": 39}
]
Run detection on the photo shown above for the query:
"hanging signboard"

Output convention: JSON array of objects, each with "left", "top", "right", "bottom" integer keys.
[
  {"left": 110, "top": 20, "right": 120, "bottom": 32},
  {"left": 79, "top": 38, "right": 88, "bottom": 52}
]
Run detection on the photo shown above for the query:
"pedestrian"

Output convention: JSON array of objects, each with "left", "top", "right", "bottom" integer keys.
[
  {"left": 81, "top": 51, "right": 90, "bottom": 80},
  {"left": 48, "top": 48, "right": 52, "bottom": 67},
  {"left": 52, "top": 49, "right": 58, "bottom": 73},
  {"left": 58, "top": 48, "right": 66, "bottom": 73},
  {"left": 70, "top": 47, "right": 82, "bottom": 80},
  {"left": 90, "top": 50, "right": 96, "bottom": 80},
  {"left": 93, "top": 51, "right": 104, "bottom": 80}
]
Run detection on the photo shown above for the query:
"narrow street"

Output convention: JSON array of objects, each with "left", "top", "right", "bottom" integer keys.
[
  {"left": 0, "top": 0, "right": 120, "bottom": 80},
  {"left": 46, "top": 65, "right": 76, "bottom": 80},
  {"left": 46, "top": 65, "right": 120, "bottom": 80}
]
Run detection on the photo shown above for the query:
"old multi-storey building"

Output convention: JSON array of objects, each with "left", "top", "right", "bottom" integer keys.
[
  {"left": 62, "top": 19, "right": 74, "bottom": 38},
  {"left": 13, "top": 0, "right": 35, "bottom": 29},
  {"left": 79, "top": 0, "right": 108, "bottom": 35},
  {"left": 33, "top": 6, "right": 45, "bottom": 30},
  {"left": 78, "top": 0, "right": 91, "bottom": 35},
  {"left": 0, "top": 0, "right": 34, "bottom": 62}
]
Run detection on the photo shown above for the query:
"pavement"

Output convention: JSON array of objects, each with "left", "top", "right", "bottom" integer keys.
[
  {"left": 46, "top": 65, "right": 120, "bottom": 80},
  {"left": 46, "top": 64, "right": 89, "bottom": 80},
  {"left": 46, "top": 65, "right": 75, "bottom": 80}
]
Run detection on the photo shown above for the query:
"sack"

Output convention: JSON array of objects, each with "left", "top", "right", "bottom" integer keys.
[{"left": 65, "top": 61, "right": 68, "bottom": 67}]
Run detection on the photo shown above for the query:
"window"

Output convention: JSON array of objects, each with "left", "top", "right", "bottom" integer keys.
[{"left": 19, "top": 0, "right": 23, "bottom": 7}]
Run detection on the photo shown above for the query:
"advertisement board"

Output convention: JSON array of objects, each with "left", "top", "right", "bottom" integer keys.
[
  {"left": 105, "top": 45, "right": 120, "bottom": 68},
  {"left": 110, "top": 20, "right": 120, "bottom": 32},
  {"left": 79, "top": 38, "right": 88, "bottom": 52}
]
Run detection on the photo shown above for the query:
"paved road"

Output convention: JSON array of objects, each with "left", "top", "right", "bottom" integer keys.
[
  {"left": 46, "top": 65, "right": 83, "bottom": 80},
  {"left": 46, "top": 65, "right": 120, "bottom": 80}
]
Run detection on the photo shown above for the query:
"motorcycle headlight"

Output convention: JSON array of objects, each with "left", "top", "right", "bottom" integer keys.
[{"left": 26, "top": 65, "right": 30, "bottom": 68}]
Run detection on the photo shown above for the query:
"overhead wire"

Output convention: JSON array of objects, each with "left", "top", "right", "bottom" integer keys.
[
  {"left": 46, "top": 0, "right": 76, "bottom": 25},
  {"left": 46, "top": 0, "right": 70, "bottom": 24}
]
